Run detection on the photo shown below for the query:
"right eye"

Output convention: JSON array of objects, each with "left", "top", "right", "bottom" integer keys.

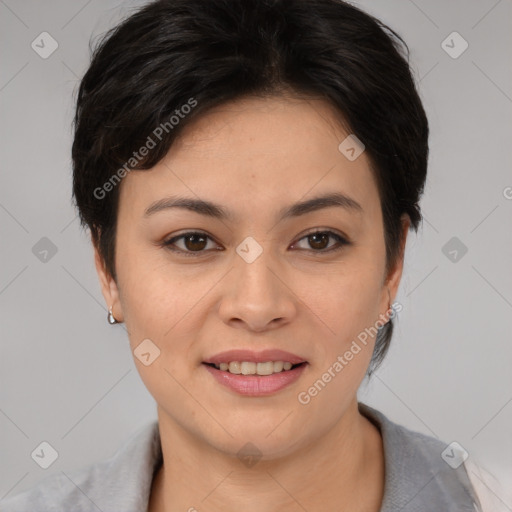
[{"left": 162, "top": 231, "right": 222, "bottom": 256}]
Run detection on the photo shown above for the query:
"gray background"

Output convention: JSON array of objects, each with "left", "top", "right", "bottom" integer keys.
[{"left": 1, "top": 0, "right": 511, "bottom": 503}]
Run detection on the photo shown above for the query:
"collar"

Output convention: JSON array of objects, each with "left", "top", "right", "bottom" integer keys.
[{"left": 72, "top": 402, "right": 479, "bottom": 511}]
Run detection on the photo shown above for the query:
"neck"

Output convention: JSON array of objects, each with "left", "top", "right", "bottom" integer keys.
[{"left": 149, "top": 398, "right": 384, "bottom": 512}]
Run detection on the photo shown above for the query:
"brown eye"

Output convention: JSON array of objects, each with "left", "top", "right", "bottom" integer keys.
[
  {"left": 292, "top": 230, "right": 349, "bottom": 253},
  {"left": 307, "top": 232, "right": 330, "bottom": 250},
  {"left": 183, "top": 233, "right": 207, "bottom": 251},
  {"left": 163, "top": 231, "right": 219, "bottom": 256}
]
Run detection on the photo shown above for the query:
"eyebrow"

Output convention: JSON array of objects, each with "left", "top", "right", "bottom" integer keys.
[{"left": 143, "top": 192, "right": 363, "bottom": 221}]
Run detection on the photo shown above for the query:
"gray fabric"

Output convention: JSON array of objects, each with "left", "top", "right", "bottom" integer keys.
[
  {"left": 1, "top": 403, "right": 481, "bottom": 511},
  {"left": 0, "top": 422, "right": 162, "bottom": 512},
  {"left": 359, "top": 403, "right": 481, "bottom": 511}
]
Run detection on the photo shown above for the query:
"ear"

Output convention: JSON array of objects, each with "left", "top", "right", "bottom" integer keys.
[
  {"left": 93, "top": 242, "right": 124, "bottom": 323},
  {"left": 382, "top": 214, "right": 410, "bottom": 311}
]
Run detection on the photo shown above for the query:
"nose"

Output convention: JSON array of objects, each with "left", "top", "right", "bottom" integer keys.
[{"left": 217, "top": 246, "right": 297, "bottom": 332}]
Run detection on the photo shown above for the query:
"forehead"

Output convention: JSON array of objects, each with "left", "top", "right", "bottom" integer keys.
[
  {"left": 170, "top": 94, "right": 350, "bottom": 163},
  {"left": 118, "top": 95, "right": 380, "bottom": 221}
]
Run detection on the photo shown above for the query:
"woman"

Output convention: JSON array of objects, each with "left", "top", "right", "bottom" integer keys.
[{"left": 1, "top": 0, "right": 508, "bottom": 510}]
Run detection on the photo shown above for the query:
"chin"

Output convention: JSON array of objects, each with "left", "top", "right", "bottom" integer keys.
[{"left": 208, "top": 420, "right": 310, "bottom": 460}]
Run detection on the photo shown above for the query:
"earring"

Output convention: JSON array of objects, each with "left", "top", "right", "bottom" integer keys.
[
  {"left": 381, "top": 288, "right": 393, "bottom": 326},
  {"left": 107, "top": 305, "right": 118, "bottom": 325}
]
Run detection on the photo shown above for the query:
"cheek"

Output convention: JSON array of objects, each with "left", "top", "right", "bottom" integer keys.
[
  {"left": 115, "top": 244, "right": 228, "bottom": 373},
  {"left": 115, "top": 251, "right": 204, "bottom": 411},
  {"left": 114, "top": 243, "right": 193, "bottom": 343},
  {"left": 295, "top": 271, "right": 382, "bottom": 417},
  {"left": 301, "top": 263, "right": 384, "bottom": 346}
]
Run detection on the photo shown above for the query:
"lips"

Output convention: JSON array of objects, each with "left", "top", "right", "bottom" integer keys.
[
  {"left": 203, "top": 360, "right": 307, "bottom": 396},
  {"left": 203, "top": 349, "right": 307, "bottom": 366}
]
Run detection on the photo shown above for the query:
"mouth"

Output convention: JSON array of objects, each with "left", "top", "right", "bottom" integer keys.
[
  {"left": 201, "top": 352, "right": 308, "bottom": 396},
  {"left": 201, "top": 349, "right": 309, "bottom": 395}
]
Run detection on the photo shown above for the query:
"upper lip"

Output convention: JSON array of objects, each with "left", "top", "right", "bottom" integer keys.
[{"left": 203, "top": 349, "right": 307, "bottom": 365}]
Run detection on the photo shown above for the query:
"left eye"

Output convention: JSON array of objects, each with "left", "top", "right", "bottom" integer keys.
[
  {"left": 292, "top": 230, "right": 348, "bottom": 252},
  {"left": 162, "top": 230, "right": 348, "bottom": 256}
]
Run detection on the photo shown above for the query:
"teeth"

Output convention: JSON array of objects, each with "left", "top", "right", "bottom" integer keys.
[
  {"left": 228, "top": 361, "right": 241, "bottom": 374},
  {"left": 274, "top": 361, "right": 284, "bottom": 372},
  {"left": 241, "top": 361, "right": 256, "bottom": 375},
  {"left": 256, "top": 361, "right": 274, "bottom": 375},
  {"left": 212, "top": 360, "right": 300, "bottom": 375}
]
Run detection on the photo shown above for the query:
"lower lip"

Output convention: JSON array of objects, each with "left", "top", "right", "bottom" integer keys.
[{"left": 202, "top": 363, "right": 307, "bottom": 396}]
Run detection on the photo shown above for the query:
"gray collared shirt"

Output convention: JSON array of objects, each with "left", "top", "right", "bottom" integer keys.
[{"left": 1, "top": 402, "right": 506, "bottom": 511}]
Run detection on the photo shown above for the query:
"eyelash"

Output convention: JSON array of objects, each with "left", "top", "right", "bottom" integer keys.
[{"left": 161, "top": 229, "right": 350, "bottom": 257}]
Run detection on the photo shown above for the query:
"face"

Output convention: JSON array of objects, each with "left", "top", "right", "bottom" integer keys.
[{"left": 95, "top": 94, "right": 408, "bottom": 459}]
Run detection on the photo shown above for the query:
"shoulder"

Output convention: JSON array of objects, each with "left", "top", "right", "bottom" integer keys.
[
  {"left": 0, "top": 420, "right": 161, "bottom": 512},
  {"left": 358, "top": 402, "right": 509, "bottom": 511}
]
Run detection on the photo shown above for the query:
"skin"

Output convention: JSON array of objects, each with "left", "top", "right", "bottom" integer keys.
[{"left": 94, "top": 94, "right": 410, "bottom": 512}]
